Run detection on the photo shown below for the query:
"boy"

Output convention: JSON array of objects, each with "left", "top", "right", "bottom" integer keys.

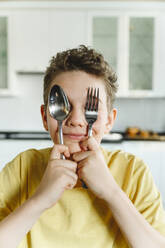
[{"left": 0, "top": 45, "right": 165, "bottom": 248}]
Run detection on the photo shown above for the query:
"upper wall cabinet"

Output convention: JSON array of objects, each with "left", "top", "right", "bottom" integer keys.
[
  {"left": 48, "top": 10, "right": 87, "bottom": 57},
  {"left": 9, "top": 10, "right": 87, "bottom": 73},
  {"left": 9, "top": 10, "right": 50, "bottom": 72},
  {"left": 88, "top": 11, "right": 165, "bottom": 97},
  {"left": 93, "top": 17, "right": 118, "bottom": 71},
  {"left": 1, "top": 2, "right": 165, "bottom": 97}
]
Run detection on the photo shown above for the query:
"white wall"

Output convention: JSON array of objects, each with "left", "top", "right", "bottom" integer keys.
[
  {"left": 114, "top": 98, "right": 165, "bottom": 132},
  {"left": 0, "top": 74, "right": 45, "bottom": 131}
]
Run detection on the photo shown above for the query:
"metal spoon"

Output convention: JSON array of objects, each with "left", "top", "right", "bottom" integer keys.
[{"left": 48, "top": 84, "right": 70, "bottom": 159}]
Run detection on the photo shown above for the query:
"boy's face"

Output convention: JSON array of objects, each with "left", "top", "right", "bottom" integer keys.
[{"left": 41, "top": 70, "right": 117, "bottom": 154}]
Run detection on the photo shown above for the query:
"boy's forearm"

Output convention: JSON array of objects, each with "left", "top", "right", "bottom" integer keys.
[
  {"left": 0, "top": 196, "right": 45, "bottom": 248},
  {"left": 104, "top": 181, "right": 165, "bottom": 248}
]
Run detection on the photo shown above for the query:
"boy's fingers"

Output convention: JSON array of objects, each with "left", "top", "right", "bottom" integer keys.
[
  {"left": 72, "top": 151, "right": 91, "bottom": 162},
  {"left": 50, "top": 160, "right": 77, "bottom": 172},
  {"left": 73, "top": 137, "right": 99, "bottom": 162},
  {"left": 80, "top": 136, "right": 99, "bottom": 151},
  {"left": 50, "top": 144, "right": 70, "bottom": 160}
]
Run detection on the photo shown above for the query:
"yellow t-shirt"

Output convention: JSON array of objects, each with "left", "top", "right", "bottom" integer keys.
[{"left": 0, "top": 147, "right": 165, "bottom": 248}]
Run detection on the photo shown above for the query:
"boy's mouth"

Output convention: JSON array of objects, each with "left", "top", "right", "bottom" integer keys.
[{"left": 63, "top": 133, "right": 86, "bottom": 141}]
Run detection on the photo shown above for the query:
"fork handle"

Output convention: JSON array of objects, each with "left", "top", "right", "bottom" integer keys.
[
  {"left": 82, "top": 123, "right": 93, "bottom": 189},
  {"left": 81, "top": 180, "right": 88, "bottom": 189},
  {"left": 88, "top": 123, "right": 93, "bottom": 137}
]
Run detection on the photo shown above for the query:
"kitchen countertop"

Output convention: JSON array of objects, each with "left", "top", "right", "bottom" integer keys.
[{"left": 0, "top": 131, "right": 165, "bottom": 143}]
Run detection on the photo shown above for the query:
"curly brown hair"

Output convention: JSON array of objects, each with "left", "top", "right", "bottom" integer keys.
[{"left": 43, "top": 45, "right": 118, "bottom": 112}]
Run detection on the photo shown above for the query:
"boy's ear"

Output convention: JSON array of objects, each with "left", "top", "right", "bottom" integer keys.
[
  {"left": 40, "top": 104, "right": 48, "bottom": 131},
  {"left": 104, "top": 108, "right": 117, "bottom": 134}
]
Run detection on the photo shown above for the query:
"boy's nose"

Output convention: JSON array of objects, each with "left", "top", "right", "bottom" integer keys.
[{"left": 65, "top": 107, "right": 86, "bottom": 127}]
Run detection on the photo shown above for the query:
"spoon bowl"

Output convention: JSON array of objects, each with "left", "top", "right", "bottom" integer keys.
[
  {"left": 49, "top": 85, "right": 70, "bottom": 121},
  {"left": 48, "top": 85, "right": 70, "bottom": 158}
]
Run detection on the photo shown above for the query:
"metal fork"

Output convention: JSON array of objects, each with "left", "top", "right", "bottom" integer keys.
[
  {"left": 85, "top": 87, "right": 99, "bottom": 137},
  {"left": 80, "top": 87, "right": 99, "bottom": 189}
]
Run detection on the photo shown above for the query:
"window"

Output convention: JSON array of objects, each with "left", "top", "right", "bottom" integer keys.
[{"left": 0, "top": 16, "right": 8, "bottom": 89}]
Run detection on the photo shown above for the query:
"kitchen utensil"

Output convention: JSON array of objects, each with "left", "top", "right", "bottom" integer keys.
[
  {"left": 81, "top": 87, "right": 99, "bottom": 189},
  {"left": 48, "top": 84, "right": 70, "bottom": 159},
  {"left": 85, "top": 87, "right": 99, "bottom": 137}
]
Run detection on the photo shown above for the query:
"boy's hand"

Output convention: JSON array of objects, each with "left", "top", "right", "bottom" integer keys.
[
  {"left": 33, "top": 144, "right": 78, "bottom": 210},
  {"left": 72, "top": 137, "right": 115, "bottom": 201}
]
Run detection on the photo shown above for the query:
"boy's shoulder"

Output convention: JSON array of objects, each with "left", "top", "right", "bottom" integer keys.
[
  {"left": 100, "top": 146, "right": 137, "bottom": 161},
  {"left": 1, "top": 147, "right": 52, "bottom": 176},
  {"left": 100, "top": 146, "right": 151, "bottom": 194},
  {"left": 13, "top": 146, "right": 52, "bottom": 162},
  {"left": 100, "top": 146, "right": 148, "bottom": 173},
  {"left": 19, "top": 147, "right": 52, "bottom": 162}
]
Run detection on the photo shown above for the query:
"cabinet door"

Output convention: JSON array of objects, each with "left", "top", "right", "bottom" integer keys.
[
  {"left": 48, "top": 10, "right": 87, "bottom": 57},
  {"left": 159, "top": 148, "right": 165, "bottom": 207},
  {"left": 123, "top": 142, "right": 161, "bottom": 187},
  {"left": 123, "top": 141, "right": 165, "bottom": 207},
  {"left": 9, "top": 10, "right": 49, "bottom": 71},
  {"left": 92, "top": 16, "right": 118, "bottom": 71},
  {"left": 0, "top": 139, "right": 53, "bottom": 171},
  {"left": 91, "top": 14, "right": 158, "bottom": 95},
  {"left": 0, "top": 17, "right": 8, "bottom": 89}
]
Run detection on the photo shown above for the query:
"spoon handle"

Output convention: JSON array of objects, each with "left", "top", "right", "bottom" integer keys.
[{"left": 58, "top": 121, "right": 65, "bottom": 159}]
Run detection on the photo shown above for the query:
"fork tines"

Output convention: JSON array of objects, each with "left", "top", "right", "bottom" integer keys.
[
  {"left": 85, "top": 87, "right": 99, "bottom": 138},
  {"left": 86, "top": 87, "right": 99, "bottom": 112}
]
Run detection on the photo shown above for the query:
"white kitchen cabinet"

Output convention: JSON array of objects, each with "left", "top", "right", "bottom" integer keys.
[
  {"left": 48, "top": 10, "right": 87, "bottom": 57},
  {"left": 9, "top": 10, "right": 50, "bottom": 72},
  {"left": 1, "top": 2, "right": 165, "bottom": 97},
  {"left": 0, "top": 16, "right": 8, "bottom": 90},
  {"left": 160, "top": 152, "right": 165, "bottom": 208},
  {"left": 0, "top": 139, "right": 53, "bottom": 170},
  {"left": 9, "top": 9, "right": 87, "bottom": 73},
  {"left": 89, "top": 13, "right": 165, "bottom": 97}
]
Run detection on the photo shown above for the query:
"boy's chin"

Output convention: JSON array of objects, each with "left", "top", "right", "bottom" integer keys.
[
  {"left": 53, "top": 137, "right": 82, "bottom": 154},
  {"left": 67, "top": 142, "right": 82, "bottom": 154}
]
